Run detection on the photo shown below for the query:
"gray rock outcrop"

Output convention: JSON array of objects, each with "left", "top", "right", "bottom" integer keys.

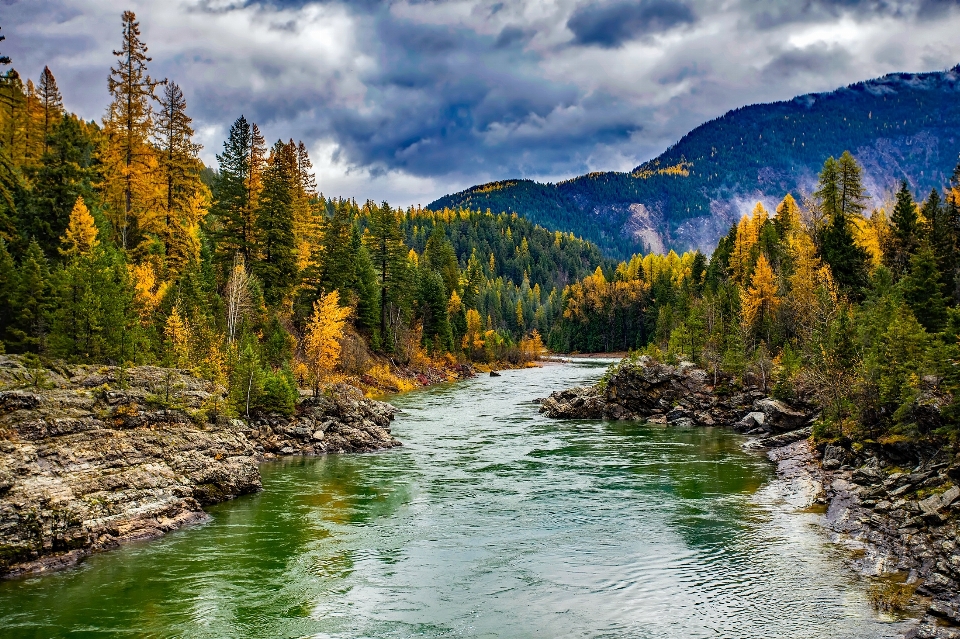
[{"left": 0, "top": 356, "right": 399, "bottom": 578}]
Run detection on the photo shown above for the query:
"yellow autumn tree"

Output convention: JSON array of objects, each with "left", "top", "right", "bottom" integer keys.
[
  {"left": 60, "top": 196, "right": 100, "bottom": 256},
  {"left": 741, "top": 253, "right": 780, "bottom": 329},
  {"left": 787, "top": 231, "right": 839, "bottom": 345},
  {"left": 164, "top": 306, "right": 191, "bottom": 369},
  {"left": 462, "top": 308, "right": 484, "bottom": 356},
  {"left": 129, "top": 262, "right": 170, "bottom": 323},
  {"left": 730, "top": 203, "right": 768, "bottom": 284},
  {"left": 100, "top": 11, "right": 164, "bottom": 251},
  {"left": 519, "top": 329, "right": 546, "bottom": 362},
  {"left": 448, "top": 289, "right": 463, "bottom": 316},
  {"left": 303, "top": 290, "right": 351, "bottom": 394}
]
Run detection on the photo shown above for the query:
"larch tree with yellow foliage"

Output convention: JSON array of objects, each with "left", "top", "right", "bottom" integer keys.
[
  {"left": 60, "top": 196, "right": 99, "bottom": 257},
  {"left": 101, "top": 11, "right": 164, "bottom": 251},
  {"left": 303, "top": 290, "right": 351, "bottom": 396},
  {"left": 741, "top": 253, "right": 780, "bottom": 334}
]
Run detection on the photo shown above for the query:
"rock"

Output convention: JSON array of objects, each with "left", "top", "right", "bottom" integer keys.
[
  {"left": 0, "top": 357, "right": 401, "bottom": 579},
  {"left": 874, "top": 500, "right": 892, "bottom": 512},
  {"left": 823, "top": 458, "right": 842, "bottom": 470},
  {"left": 920, "top": 494, "right": 944, "bottom": 515},
  {"left": 756, "top": 426, "right": 812, "bottom": 448},
  {"left": 538, "top": 386, "right": 605, "bottom": 419},
  {"left": 753, "top": 398, "right": 810, "bottom": 432},
  {"left": 490, "top": 371, "right": 501, "bottom": 377},
  {"left": 942, "top": 486, "right": 960, "bottom": 509}
]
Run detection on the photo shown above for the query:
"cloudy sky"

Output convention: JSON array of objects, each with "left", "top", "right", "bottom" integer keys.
[{"left": 5, "top": 0, "right": 960, "bottom": 205}]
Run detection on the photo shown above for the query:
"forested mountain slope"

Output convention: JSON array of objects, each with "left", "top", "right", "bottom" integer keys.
[{"left": 430, "top": 67, "right": 960, "bottom": 258}]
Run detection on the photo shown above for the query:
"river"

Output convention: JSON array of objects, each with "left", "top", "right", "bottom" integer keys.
[{"left": 0, "top": 359, "right": 904, "bottom": 638}]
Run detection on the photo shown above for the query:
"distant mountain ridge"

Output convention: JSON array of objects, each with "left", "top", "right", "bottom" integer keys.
[{"left": 429, "top": 66, "right": 960, "bottom": 258}]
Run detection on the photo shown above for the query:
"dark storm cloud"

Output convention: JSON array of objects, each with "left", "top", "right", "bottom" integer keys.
[
  {"left": 3, "top": 0, "right": 960, "bottom": 204},
  {"left": 761, "top": 45, "right": 853, "bottom": 81},
  {"left": 567, "top": 0, "right": 697, "bottom": 48},
  {"left": 314, "top": 15, "right": 641, "bottom": 176},
  {"left": 750, "top": 0, "right": 960, "bottom": 29}
]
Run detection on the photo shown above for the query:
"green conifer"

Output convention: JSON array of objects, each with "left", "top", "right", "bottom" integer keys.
[
  {"left": 885, "top": 180, "right": 921, "bottom": 277},
  {"left": 902, "top": 239, "right": 948, "bottom": 332},
  {"left": 253, "top": 140, "right": 297, "bottom": 305}
]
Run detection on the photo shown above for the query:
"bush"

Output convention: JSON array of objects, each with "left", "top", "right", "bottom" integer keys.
[{"left": 257, "top": 368, "right": 298, "bottom": 416}]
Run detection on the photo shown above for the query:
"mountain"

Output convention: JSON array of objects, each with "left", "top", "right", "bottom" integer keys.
[{"left": 429, "top": 67, "right": 960, "bottom": 258}]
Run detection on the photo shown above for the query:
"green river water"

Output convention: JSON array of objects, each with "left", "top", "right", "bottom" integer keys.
[{"left": 0, "top": 359, "right": 905, "bottom": 638}]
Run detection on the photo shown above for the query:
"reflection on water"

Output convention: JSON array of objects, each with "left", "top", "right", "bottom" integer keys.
[{"left": 0, "top": 360, "right": 905, "bottom": 638}]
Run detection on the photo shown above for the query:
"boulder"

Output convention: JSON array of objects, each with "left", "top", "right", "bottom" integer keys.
[{"left": 754, "top": 398, "right": 810, "bottom": 432}]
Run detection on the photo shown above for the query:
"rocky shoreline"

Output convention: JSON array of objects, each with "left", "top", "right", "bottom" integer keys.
[
  {"left": 0, "top": 356, "right": 401, "bottom": 578},
  {"left": 540, "top": 355, "right": 960, "bottom": 639}
]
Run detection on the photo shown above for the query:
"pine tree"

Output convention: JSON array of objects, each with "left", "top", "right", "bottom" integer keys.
[
  {"left": 884, "top": 180, "right": 920, "bottom": 277},
  {"left": 816, "top": 154, "right": 870, "bottom": 298},
  {"left": 102, "top": 10, "right": 163, "bottom": 250},
  {"left": 212, "top": 116, "right": 253, "bottom": 263},
  {"left": 0, "top": 239, "right": 17, "bottom": 345},
  {"left": 8, "top": 240, "right": 51, "bottom": 352},
  {"left": 253, "top": 140, "right": 297, "bottom": 305},
  {"left": 902, "top": 239, "right": 948, "bottom": 333},
  {"left": 423, "top": 222, "right": 459, "bottom": 296},
  {"left": 60, "top": 196, "right": 100, "bottom": 256},
  {"left": 923, "top": 188, "right": 957, "bottom": 297},
  {"left": 37, "top": 66, "right": 63, "bottom": 155},
  {"left": 319, "top": 198, "right": 355, "bottom": 295},
  {"left": 417, "top": 266, "right": 452, "bottom": 352},
  {"left": 363, "top": 200, "right": 409, "bottom": 349},
  {"left": 28, "top": 114, "right": 95, "bottom": 254}
]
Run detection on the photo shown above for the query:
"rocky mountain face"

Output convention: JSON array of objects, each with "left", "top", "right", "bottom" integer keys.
[
  {"left": 431, "top": 67, "right": 960, "bottom": 258},
  {"left": 0, "top": 356, "right": 399, "bottom": 578}
]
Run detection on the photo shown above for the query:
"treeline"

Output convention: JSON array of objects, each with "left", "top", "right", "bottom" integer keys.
[
  {"left": 560, "top": 150, "right": 960, "bottom": 446},
  {"left": 0, "top": 13, "right": 606, "bottom": 415}
]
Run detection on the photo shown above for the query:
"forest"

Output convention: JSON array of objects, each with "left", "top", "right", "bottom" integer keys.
[
  {"left": 0, "top": 13, "right": 606, "bottom": 416},
  {"left": 2, "top": 11, "right": 958, "bottom": 450},
  {"left": 556, "top": 149, "right": 960, "bottom": 448}
]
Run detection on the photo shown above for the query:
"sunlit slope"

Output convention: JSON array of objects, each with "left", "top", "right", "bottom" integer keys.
[{"left": 430, "top": 67, "right": 960, "bottom": 257}]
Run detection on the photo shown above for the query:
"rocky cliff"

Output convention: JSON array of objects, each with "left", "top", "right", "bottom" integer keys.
[{"left": 0, "top": 356, "right": 399, "bottom": 578}]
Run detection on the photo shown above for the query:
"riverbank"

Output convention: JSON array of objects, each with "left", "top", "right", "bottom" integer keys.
[
  {"left": 0, "top": 355, "right": 401, "bottom": 578},
  {"left": 540, "top": 355, "right": 960, "bottom": 638}
]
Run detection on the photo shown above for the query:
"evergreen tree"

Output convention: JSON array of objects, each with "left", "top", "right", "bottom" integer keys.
[
  {"left": 154, "top": 81, "right": 203, "bottom": 272},
  {"left": 885, "top": 180, "right": 921, "bottom": 277},
  {"left": 924, "top": 188, "right": 958, "bottom": 298},
  {"left": 319, "top": 198, "right": 355, "bottom": 295},
  {"left": 8, "top": 240, "right": 51, "bottom": 352},
  {"left": 417, "top": 266, "right": 453, "bottom": 352},
  {"left": 212, "top": 115, "right": 253, "bottom": 264},
  {"left": 351, "top": 227, "right": 380, "bottom": 333},
  {"left": 253, "top": 139, "right": 297, "bottom": 305},
  {"left": 102, "top": 10, "right": 163, "bottom": 250},
  {"left": 423, "top": 222, "right": 459, "bottom": 296},
  {"left": 815, "top": 154, "right": 870, "bottom": 298},
  {"left": 0, "top": 238, "right": 17, "bottom": 344},
  {"left": 363, "top": 200, "right": 409, "bottom": 349},
  {"left": 37, "top": 66, "right": 62, "bottom": 155},
  {"left": 902, "top": 239, "right": 948, "bottom": 332},
  {"left": 28, "top": 114, "right": 95, "bottom": 255}
]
